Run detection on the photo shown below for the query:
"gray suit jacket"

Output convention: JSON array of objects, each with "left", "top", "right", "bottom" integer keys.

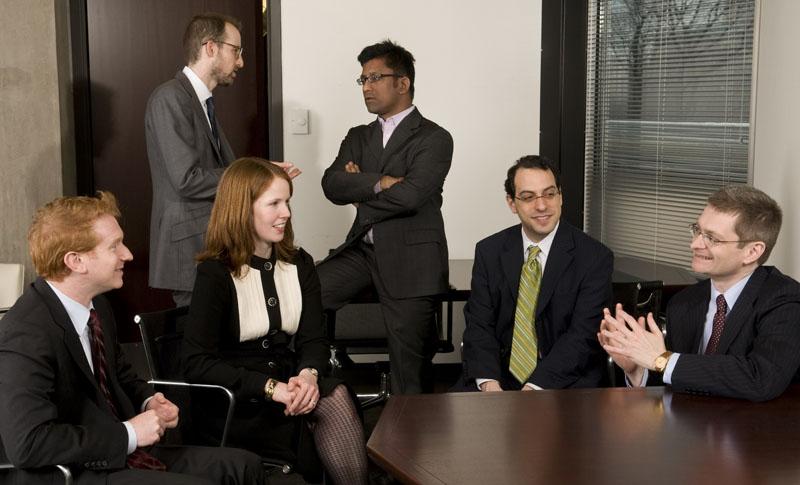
[
  {"left": 145, "top": 70, "right": 235, "bottom": 291},
  {"left": 321, "top": 108, "right": 454, "bottom": 298}
]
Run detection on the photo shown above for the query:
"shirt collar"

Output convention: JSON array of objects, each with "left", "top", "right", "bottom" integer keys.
[
  {"left": 183, "top": 65, "right": 213, "bottom": 103},
  {"left": 710, "top": 271, "right": 753, "bottom": 310},
  {"left": 521, "top": 222, "right": 559, "bottom": 260},
  {"left": 378, "top": 105, "right": 415, "bottom": 129},
  {"left": 45, "top": 281, "right": 93, "bottom": 336}
]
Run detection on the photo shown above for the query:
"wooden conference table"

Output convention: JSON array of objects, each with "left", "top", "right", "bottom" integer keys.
[{"left": 368, "top": 386, "right": 800, "bottom": 485}]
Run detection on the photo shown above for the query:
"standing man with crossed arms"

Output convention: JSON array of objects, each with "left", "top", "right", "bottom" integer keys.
[{"left": 318, "top": 40, "right": 453, "bottom": 394}]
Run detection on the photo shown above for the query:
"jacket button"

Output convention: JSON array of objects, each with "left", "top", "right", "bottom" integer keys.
[{"left": 268, "top": 361, "right": 277, "bottom": 369}]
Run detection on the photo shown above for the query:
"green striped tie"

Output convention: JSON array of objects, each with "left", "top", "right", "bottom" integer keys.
[{"left": 510, "top": 245, "right": 542, "bottom": 384}]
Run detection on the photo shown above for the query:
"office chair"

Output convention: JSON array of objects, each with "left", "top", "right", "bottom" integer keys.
[
  {"left": 607, "top": 280, "right": 664, "bottom": 386},
  {"left": 0, "top": 440, "right": 73, "bottom": 484},
  {"left": 0, "top": 263, "right": 24, "bottom": 316},
  {"left": 135, "top": 307, "right": 292, "bottom": 475},
  {"left": 324, "top": 286, "right": 462, "bottom": 407}
]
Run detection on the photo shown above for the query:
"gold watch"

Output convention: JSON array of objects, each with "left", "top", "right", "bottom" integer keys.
[
  {"left": 653, "top": 351, "right": 674, "bottom": 373},
  {"left": 304, "top": 367, "right": 319, "bottom": 378},
  {"left": 264, "top": 378, "right": 277, "bottom": 401}
]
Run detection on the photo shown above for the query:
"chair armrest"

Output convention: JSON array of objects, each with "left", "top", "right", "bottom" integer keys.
[
  {"left": 0, "top": 462, "right": 73, "bottom": 484},
  {"left": 148, "top": 379, "right": 236, "bottom": 447}
]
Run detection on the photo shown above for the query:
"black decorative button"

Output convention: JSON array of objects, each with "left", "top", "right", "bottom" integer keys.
[
  {"left": 264, "top": 261, "right": 273, "bottom": 271},
  {"left": 268, "top": 361, "right": 277, "bottom": 369},
  {"left": 267, "top": 296, "right": 278, "bottom": 307},
  {"left": 262, "top": 340, "right": 270, "bottom": 349}
]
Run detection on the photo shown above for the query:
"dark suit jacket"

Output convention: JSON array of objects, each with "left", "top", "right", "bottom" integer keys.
[
  {"left": 460, "top": 222, "right": 613, "bottom": 390},
  {"left": 663, "top": 265, "right": 800, "bottom": 401},
  {"left": 321, "top": 108, "right": 453, "bottom": 298},
  {"left": 145, "top": 70, "right": 235, "bottom": 291},
  {"left": 0, "top": 279, "right": 153, "bottom": 478}
]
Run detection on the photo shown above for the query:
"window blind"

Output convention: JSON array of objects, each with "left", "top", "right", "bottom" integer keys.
[{"left": 584, "top": 0, "right": 755, "bottom": 268}]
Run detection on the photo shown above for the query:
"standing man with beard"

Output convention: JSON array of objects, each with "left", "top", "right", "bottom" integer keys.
[
  {"left": 318, "top": 40, "right": 454, "bottom": 394},
  {"left": 146, "top": 13, "right": 282, "bottom": 307}
]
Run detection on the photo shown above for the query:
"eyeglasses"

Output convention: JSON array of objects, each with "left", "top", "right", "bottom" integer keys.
[
  {"left": 688, "top": 223, "right": 757, "bottom": 247},
  {"left": 356, "top": 73, "right": 404, "bottom": 86},
  {"left": 514, "top": 188, "right": 561, "bottom": 204},
  {"left": 203, "top": 40, "right": 243, "bottom": 59}
]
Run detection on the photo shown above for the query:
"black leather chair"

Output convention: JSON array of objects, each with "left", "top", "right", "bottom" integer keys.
[
  {"left": 607, "top": 280, "right": 664, "bottom": 386},
  {"left": 324, "top": 286, "right": 464, "bottom": 407},
  {"left": 134, "top": 307, "right": 293, "bottom": 475}
]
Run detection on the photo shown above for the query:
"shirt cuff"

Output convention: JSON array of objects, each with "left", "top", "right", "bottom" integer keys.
[
  {"left": 625, "top": 369, "right": 649, "bottom": 387},
  {"left": 122, "top": 421, "right": 137, "bottom": 454},
  {"left": 524, "top": 383, "right": 543, "bottom": 390},
  {"left": 373, "top": 180, "right": 382, "bottom": 193},
  {"left": 475, "top": 378, "right": 496, "bottom": 391},
  {"left": 141, "top": 396, "right": 153, "bottom": 412},
  {"left": 663, "top": 353, "right": 680, "bottom": 384}
]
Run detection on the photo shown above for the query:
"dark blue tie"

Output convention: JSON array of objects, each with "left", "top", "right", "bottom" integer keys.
[{"left": 206, "top": 96, "right": 220, "bottom": 149}]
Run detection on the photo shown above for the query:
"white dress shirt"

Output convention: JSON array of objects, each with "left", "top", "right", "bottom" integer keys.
[{"left": 182, "top": 65, "right": 214, "bottom": 131}]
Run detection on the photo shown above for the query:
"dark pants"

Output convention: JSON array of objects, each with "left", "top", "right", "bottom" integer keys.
[
  {"left": 317, "top": 243, "right": 437, "bottom": 394},
  {"left": 1, "top": 446, "right": 266, "bottom": 485}
]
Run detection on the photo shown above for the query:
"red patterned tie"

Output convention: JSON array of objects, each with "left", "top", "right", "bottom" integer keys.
[
  {"left": 704, "top": 295, "right": 727, "bottom": 354},
  {"left": 88, "top": 310, "right": 166, "bottom": 471}
]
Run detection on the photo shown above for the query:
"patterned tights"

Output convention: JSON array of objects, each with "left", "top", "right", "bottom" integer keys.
[{"left": 311, "top": 384, "right": 369, "bottom": 485}]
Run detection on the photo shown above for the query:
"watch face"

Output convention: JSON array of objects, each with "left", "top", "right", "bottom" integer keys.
[{"left": 655, "top": 357, "right": 666, "bottom": 371}]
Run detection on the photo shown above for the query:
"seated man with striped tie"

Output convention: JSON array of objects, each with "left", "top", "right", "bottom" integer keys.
[
  {"left": 0, "top": 192, "right": 266, "bottom": 484},
  {"left": 456, "top": 155, "right": 614, "bottom": 392},
  {"left": 599, "top": 185, "right": 800, "bottom": 401}
]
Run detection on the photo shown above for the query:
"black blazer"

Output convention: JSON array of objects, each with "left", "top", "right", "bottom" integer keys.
[
  {"left": 665, "top": 265, "right": 800, "bottom": 401},
  {"left": 0, "top": 279, "right": 153, "bottom": 474},
  {"left": 321, "top": 108, "right": 454, "bottom": 299},
  {"left": 460, "top": 222, "right": 614, "bottom": 390}
]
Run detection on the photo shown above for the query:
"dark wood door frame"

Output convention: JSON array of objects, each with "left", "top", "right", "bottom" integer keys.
[{"left": 539, "top": 0, "right": 589, "bottom": 229}]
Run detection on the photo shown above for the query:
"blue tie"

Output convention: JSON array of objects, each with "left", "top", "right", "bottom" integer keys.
[{"left": 206, "top": 96, "right": 220, "bottom": 149}]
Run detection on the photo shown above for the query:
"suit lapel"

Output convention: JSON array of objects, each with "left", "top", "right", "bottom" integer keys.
[
  {"left": 32, "top": 279, "right": 98, "bottom": 389},
  {"left": 715, "top": 267, "right": 766, "bottom": 354},
  {"left": 670, "top": 281, "right": 709, "bottom": 353},
  {"left": 501, "top": 227, "right": 524, "bottom": 303},
  {"left": 536, "top": 223, "right": 574, "bottom": 318},
  {"left": 381, "top": 108, "right": 421, "bottom": 170},
  {"left": 365, "top": 120, "right": 383, "bottom": 171},
  {"left": 175, "top": 71, "right": 226, "bottom": 166}
]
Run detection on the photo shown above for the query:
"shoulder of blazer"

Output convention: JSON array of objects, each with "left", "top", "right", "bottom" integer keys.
[
  {"left": 476, "top": 224, "right": 521, "bottom": 255},
  {"left": 553, "top": 221, "right": 611, "bottom": 256},
  {"left": 669, "top": 278, "right": 711, "bottom": 312}
]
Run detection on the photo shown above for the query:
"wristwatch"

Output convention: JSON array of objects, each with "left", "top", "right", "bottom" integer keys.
[
  {"left": 653, "top": 351, "right": 674, "bottom": 373},
  {"left": 264, "top": 378, "right": 277, "bottom": 401},
  {"left": 304, "top": 367, "right": 319, "bottom": 378}
]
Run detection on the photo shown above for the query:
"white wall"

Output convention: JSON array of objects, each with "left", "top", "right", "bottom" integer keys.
[
  {"left": 752, "top": 0, "right": 800, "bottom": 279},
  {"left": 281, "top": 0, "right": 542, "bottom": 262}
]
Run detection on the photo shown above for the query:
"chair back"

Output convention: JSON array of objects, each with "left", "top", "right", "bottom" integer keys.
[
  {"left": 134, "top": 306, "right": 189, "bottom": 381},
  {"left": 608, "top": 280, "right": 664, "bottom": 386},
  {"left": 0, "top": 263, "right": 24, "bottom": 311}
]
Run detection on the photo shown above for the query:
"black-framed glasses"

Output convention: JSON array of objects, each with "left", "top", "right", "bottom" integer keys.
[
  {"left": 514, "top": 188, "right": 561, "bottom": 204},
  {"left": 203, "top": 40, "right": 243, "bottom": 59},
  {"left": 688, "top": 223, "right": 757, "bottom": 247},
  {"left": 356, "top": 73, "right": 404, "bottom": 86}
]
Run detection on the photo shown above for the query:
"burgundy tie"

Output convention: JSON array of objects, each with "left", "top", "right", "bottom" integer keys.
[
  {"left": 88, "top": 310, "right": 166, "bottom": 471},
  {"left": 704, "top": 295, "right": 727, "bottom": 354}
]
